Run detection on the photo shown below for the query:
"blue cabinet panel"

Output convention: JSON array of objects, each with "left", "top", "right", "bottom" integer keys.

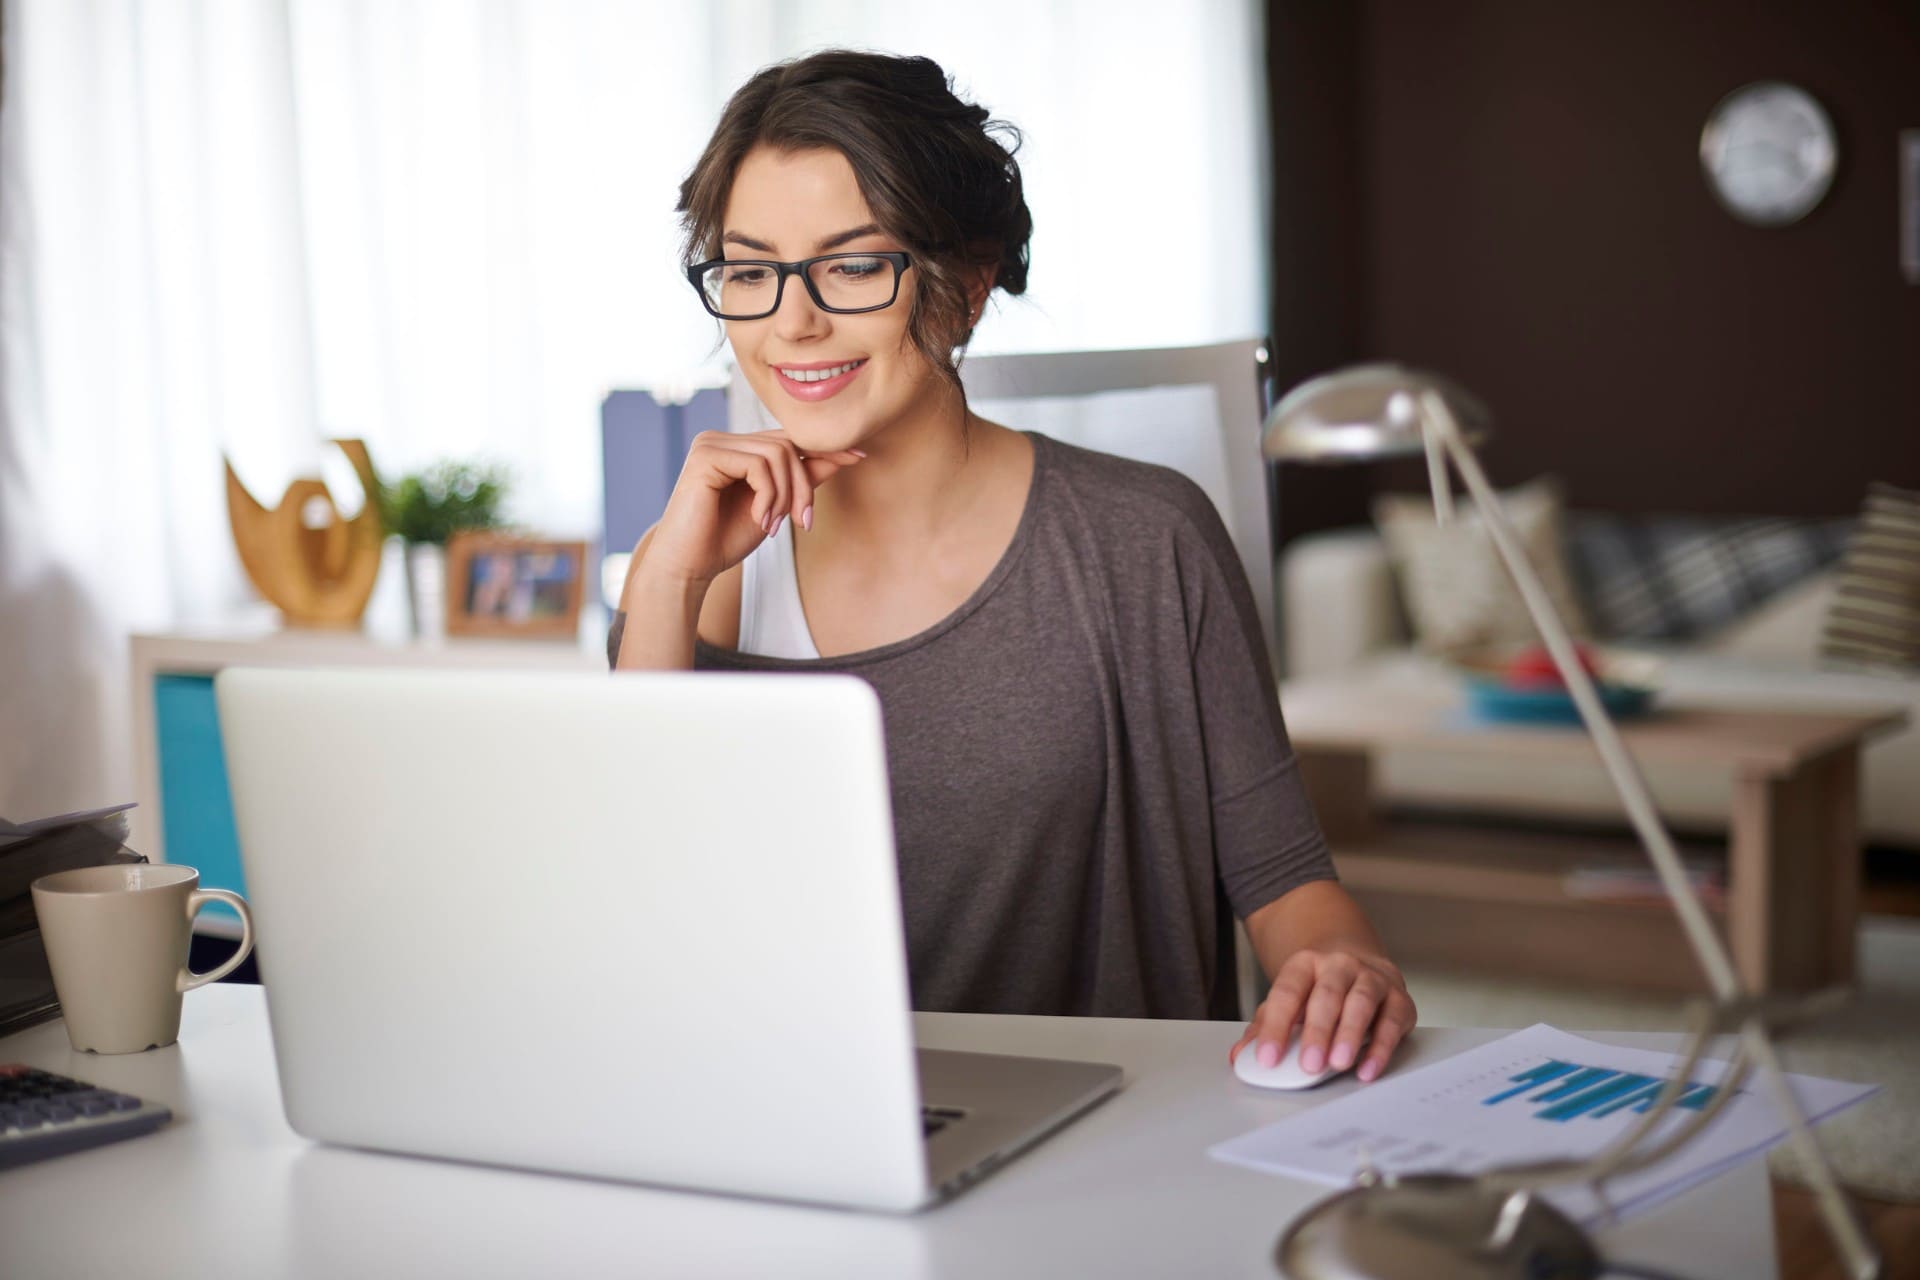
[{"left": 153, "top": 675, "right": 245, "bottom": 925}]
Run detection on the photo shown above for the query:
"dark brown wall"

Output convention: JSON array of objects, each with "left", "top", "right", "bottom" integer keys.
[
  {"left": 1269, "top": 0, "right": 1920, "bottom": 532},
  {"left": 1266, "top": 1, "right": 1371, "bottom": 546}
]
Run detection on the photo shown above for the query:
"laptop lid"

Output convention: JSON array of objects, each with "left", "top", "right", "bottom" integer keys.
[{"left": 216, "top": 667, "right": 930, "bottom": 1211}]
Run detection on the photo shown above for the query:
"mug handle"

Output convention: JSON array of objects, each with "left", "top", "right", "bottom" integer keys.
[{"left": 179, "top": 889, "right": 256, "bottom": 992}]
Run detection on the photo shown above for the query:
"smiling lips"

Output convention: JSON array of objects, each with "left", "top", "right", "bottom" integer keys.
[{"left": 774, "top": 358, "right": 868, "bottom": 402}]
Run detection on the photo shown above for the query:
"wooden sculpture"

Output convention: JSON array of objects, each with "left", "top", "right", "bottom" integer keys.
[{"left": 225, "top": 439, "right": 384, "bottom": 627}]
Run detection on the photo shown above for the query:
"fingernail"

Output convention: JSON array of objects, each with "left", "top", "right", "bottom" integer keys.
[
  {"left": 1358, "top": 1062, "right": 1379, "bottom": 1083},
  {"left": 772, "top": 515, "right": 784, "bottom": 538},
  {"left": 1300, "top": 1046, "right": 1325, "bottom": 1074},
  {"left": 850, "top": 448, "right": 868, "bottom": 458},
  {"left": 1330, "top": 1043, "right": 1354, "bottom": 1070},
  {"left": 1257, "top": 1040, "right": 1279, "bottom": 1069},
  {"left": 801, "top": 504, "right": 813, "bottom": 531}
]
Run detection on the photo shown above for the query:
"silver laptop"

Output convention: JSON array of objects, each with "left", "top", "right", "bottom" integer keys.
[{"left": 215, "top": 666, "right": 1121, "bottom": 1212}]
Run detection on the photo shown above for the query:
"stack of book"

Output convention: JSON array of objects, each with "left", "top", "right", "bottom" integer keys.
[{"left": 0, "top": 804, "right": 146, "bottom": 1038}]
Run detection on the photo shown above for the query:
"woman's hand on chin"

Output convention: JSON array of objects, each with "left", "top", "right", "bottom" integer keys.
[{"left": 643, "top": 428, "right": 866, "bottom": 585}]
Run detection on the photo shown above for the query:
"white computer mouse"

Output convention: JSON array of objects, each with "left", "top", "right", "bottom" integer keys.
[{"left": 1232, "top": 1037, "right": 1361, "bottom": 1091}]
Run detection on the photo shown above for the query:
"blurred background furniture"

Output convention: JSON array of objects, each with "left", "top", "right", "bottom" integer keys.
[
  {"left": 1282, "top": 677, "right": 1901, "bottom": 992},
  {"left": 1281, "top": 522, "right": 1920, "bottom": 853}
]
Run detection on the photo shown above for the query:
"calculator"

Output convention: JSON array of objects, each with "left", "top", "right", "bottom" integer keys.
[{"left": 0, "top": 1064, "right": 173, "bottom": 1169}]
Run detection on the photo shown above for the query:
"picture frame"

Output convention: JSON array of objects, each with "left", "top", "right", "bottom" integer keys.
[{"left": 444, "top": 532, "right": 589, "bottom": 639}]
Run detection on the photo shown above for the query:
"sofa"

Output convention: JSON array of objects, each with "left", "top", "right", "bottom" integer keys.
[{"left": 1278, "top": 525, "right": 1920, "bottom": 851}]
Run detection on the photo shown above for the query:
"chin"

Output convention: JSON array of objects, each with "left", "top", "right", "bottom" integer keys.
[
  {"left": 765, "top": 410, "right": 869, "bottom": 455},
  {"left": 769, "top": 388, "right": 906, "bottom": 454}
]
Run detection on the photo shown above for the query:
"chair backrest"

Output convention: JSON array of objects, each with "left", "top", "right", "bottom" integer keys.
[
  {"left": 727, "top": 338, "right": 1278, "bottom": 670},
  {"left": 960, "top": 339, "right": 1277, "bottom": 670}
]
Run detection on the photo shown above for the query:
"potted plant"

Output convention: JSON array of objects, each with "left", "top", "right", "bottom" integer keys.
[{"left": 378, "top": 461, "right": 511, "bottom": 637}]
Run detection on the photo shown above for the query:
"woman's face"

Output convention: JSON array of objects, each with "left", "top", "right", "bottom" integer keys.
[{"left": 718, "top": 145, "right": 950, "bottom": 454}]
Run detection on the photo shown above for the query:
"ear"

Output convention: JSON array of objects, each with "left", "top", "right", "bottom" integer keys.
[{"left": 965, "top": 265, "right": 998, "bottom": 327}]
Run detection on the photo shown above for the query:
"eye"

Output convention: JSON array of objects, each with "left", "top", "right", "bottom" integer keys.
[
  {"left": 827, "top": 257, "right": 885, "bottom": 281},
  {"left": 725, "top": 265, "right": 772, "bottom": 286}
]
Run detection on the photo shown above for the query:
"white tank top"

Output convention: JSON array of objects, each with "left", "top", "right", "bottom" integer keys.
[{"left": 737, "top": 520, "right": 821, "bottom": 659}]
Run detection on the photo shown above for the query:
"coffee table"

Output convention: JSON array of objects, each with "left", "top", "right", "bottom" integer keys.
[{"left": 1278, "top": 673, "right": 1906, "bottom": 993}]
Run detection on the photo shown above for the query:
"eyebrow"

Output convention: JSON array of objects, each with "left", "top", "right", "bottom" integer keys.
[{"left": 721, "top": 223, "right": 884, "bottom": 256}]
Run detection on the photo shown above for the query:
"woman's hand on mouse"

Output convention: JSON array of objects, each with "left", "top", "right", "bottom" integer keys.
[
  {"left": 642, "top": 429, "right": 866, "bottom": 585},
  {"left": 1228, "top": 947, "right": 1416, "bottom": 1084}
]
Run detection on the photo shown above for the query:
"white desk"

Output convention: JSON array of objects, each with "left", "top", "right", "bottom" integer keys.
[{"left": 0, "top": 988, "right": 1776, "bottom": 1279}]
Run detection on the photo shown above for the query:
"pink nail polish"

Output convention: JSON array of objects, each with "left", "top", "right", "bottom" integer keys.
[
  {"left": 801, "top": 505, "right": 813, "bottom": 531},
  {"left": 850, "top": 448, "right": 868, "bottom": 458},
  {"left": 1331, "top": 1044, "right": 1353, "bottom": 1070},
  {"left": 1300, "top": 1046, "right": 1324, "bottom": 1074},
  {"left": 1257, "top": 1040, "right": 1279, "bottom": 1069}
]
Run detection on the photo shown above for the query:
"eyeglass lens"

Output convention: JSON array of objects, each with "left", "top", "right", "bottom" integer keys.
[{"left": 698, "top": 255, "right": 899, "bottom": 318}]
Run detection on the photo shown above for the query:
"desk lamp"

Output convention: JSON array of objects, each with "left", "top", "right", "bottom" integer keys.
[{"left": 1261, "top": 364, "right": 1879, "bottom": 1280}]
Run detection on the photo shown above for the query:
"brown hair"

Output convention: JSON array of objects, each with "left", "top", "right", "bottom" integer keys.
[{"left": 677, "top": 50, "right": 1031, "bottom": 388}]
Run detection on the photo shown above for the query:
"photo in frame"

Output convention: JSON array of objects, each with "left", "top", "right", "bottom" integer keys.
[{"left": 444, "top": 533, "right": 589, "bottom": 639}]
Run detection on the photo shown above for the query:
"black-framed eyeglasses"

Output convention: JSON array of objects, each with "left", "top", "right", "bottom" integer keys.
[{"left": 686, "top": 251, "right": 913, "bottom": 320}]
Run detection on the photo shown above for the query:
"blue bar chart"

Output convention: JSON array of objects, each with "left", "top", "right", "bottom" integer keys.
[
  {"left": 1484, "top": 1058, "right": 1721, "bottom": 1122},
  {"left": 1211, "top": 1024, "right": 1877, "bottom": 1226}
]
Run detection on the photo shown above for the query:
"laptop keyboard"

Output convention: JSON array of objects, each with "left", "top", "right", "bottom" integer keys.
[{"left": 921, "top": 1105, "right": 968, "bottom": 1138}]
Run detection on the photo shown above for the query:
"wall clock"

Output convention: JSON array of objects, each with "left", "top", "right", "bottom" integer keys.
[{"left": 1699, "top": 81, "right": 1838, "bottom": 227}]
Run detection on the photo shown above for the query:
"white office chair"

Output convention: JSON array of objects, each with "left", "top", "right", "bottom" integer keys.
[
  {"left": 958, "top": 339, "right": 1277, "bottom": 672},
  {"left": 727, "top": 337, "right": 1280, "bottom": 1018}
]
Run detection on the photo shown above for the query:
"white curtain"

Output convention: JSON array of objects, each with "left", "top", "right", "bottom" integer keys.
[{"left": 0, "top": 0, "right": 1269, "bottom": 817}]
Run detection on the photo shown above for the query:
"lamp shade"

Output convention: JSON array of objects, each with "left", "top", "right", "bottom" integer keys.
[{"left": 1261, "top": 362, "right": 1492, "bottom": 463}]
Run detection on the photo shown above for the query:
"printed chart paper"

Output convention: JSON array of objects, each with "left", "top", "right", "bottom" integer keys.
[{"left": 1209, "top": 1024, "right": 1877, "bottom": 1223}]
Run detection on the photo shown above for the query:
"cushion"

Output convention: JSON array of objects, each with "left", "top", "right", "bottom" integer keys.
[
  {"left": 1567, "top": 514, "right": 1854, "bottom": 643},
  {"left": 1820, "top": 482, "right": 1920, "bottom": 672},
  {"left": 1372, "top": 476, "right": 1590, "bottom": 656},
  {"left": 1701, "top": 570, "right": 1835, "bottom": 664}
]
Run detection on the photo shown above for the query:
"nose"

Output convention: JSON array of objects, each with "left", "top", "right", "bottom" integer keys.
[{"left": 770, "top": 269, "right": 830, "bottom": 343}]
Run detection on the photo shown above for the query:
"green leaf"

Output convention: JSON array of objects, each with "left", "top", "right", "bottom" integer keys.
[{"left": 377, "top": 460, "right": 512, "bottom": 545}]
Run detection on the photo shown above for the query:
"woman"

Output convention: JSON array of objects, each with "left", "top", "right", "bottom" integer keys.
[{"left": 612, "top": 50, "right": 1415, "bottom": 1084}]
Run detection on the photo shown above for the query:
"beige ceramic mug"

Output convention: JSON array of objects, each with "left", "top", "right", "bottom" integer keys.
[{"left": 30, "top": 864, "right": 256, "bottom": 1054}]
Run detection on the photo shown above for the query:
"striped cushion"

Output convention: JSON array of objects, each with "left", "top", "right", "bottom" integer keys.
[
  {"left": 1567, "top": 514, "right": 1854, "bottom": 643},
  {"left": 1820, "top": 482, "right": 1920, "bottom": 672}
]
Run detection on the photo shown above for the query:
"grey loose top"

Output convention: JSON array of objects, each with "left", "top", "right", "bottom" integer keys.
[{"left": 609, "top": 433, "right": 1335, "bottom": 1020}]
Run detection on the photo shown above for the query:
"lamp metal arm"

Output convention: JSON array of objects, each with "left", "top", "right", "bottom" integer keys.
[{"left": 1417, "top": 389, "right": 1879, "bottom": 1279}]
